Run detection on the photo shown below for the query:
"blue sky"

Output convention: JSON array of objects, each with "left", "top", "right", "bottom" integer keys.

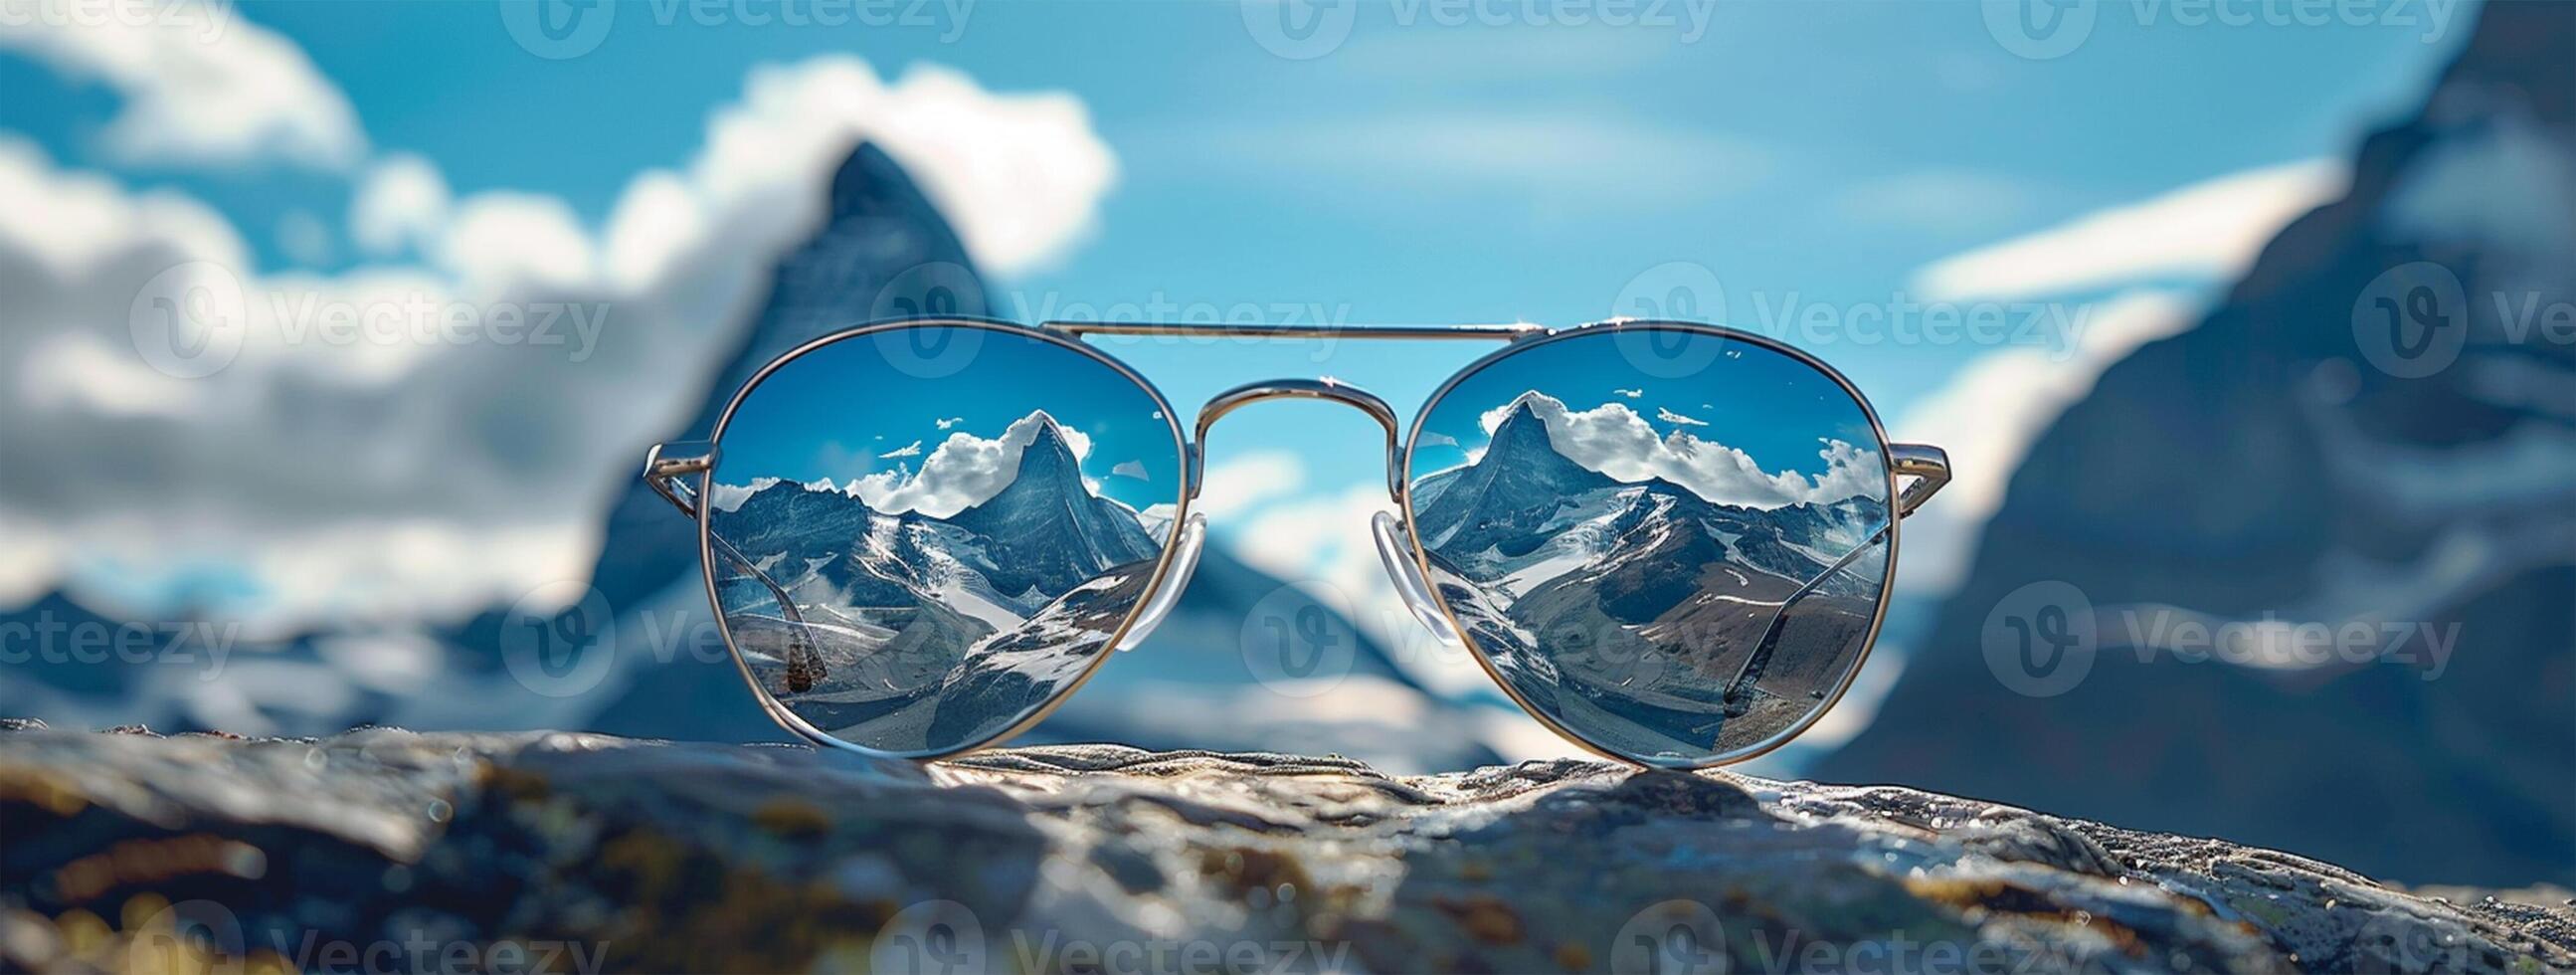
[
  {"left": 0, "top": 0, "right": 2460, "bottom": 636},
  {"left": 240, "top": 0, "right": 2445, "bottom": 508},
  {"left": 1421, "top": 328, "right": 1885, "bottom": 494},
  {"left": 714, "top": 325, "right": 1183, "bottom": 515}
]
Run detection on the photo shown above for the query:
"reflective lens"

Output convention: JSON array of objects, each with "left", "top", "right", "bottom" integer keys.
[
  {"left": 705, "top": 323, "right": 1183, "bottom": 756},
  {"left": 1406, "top": 326, "right": 1894, "bottom": 766}
]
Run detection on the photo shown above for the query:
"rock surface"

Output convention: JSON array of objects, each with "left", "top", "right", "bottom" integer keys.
[{"left": 1, "top": 727, "right": 2567, "bottom": 973}]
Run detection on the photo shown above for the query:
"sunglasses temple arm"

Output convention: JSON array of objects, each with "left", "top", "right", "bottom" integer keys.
[
  {"left": 706, "top": 530, "right": 826, "bottom": 692},
  {"left": 1721, "top": 446, "right": 1944, "bottom": 707},
  {"left": 642, "top": 442, "right": 824, "bottom": 690},
  {"left": 1721, "top": 521, "right": 1892, "bottom": 712}
]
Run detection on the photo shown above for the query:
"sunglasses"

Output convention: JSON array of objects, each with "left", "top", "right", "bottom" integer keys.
[{"left": 643, "top": 317, "right": 1948, "bottom": 769}]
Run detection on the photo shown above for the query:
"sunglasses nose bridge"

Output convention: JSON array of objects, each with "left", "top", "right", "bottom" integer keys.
[
  {"left": 1189, "top": 378, "right": 1406, "bottom": 505},
  {"left": 1188, "top": 378, "right": 1470, "bottom": 652}
]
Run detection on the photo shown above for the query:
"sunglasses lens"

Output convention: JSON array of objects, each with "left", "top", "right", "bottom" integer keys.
[
  {"left": 706, "top": 324, "right": 1182, "bottom": 756},
  {"left": 1407, "top": 327, "right": 1894, "bottom": 766}
]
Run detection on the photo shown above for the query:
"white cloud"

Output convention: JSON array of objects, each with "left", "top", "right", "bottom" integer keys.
[
  {"left": 1110, "top": 460, "right": 1148, "bottom": 480},
  {"left": 1612, "top": 387, "right": 1643, "bottom": 398},
  {"left": 1890, "top": 290, "right": 2198, "bottom": 593},
  {"left": 851, "top": 412, "right": 1089, "bottom": 518},
  {"left": 879, "top": 440, "right": 924, "bottom": 460},
  {"left": 708, "top": 59, "right": 1116, "bottom": 277},
  {"left": 1913, "top": 159, "right": 2345, "bottom": 301},
  {"left": 1476, "top": 392, "right": 1878, "bottom": 509},
  {"left": 1654, "top": 406, "right": 1706, "bottom": 427},
  {"left": 1417, "top": 431, "right": 1458, "bottom": 449},
  {"left": 705, "top": 477, "right": 784, "bottom": 514},
  {"left": 350, "top": 153, "right": 451, "bottom": 256},
  {"left": 935, "top": 416, "right": 967, "bottom": 430},
  {"left": 1195, "top": 450, "right": 1305, "bottom": 520},
  {"left": 0, "top": 51, "right": 1115, "bottom": 628},
  {"left": 0, "top": 2, "right": 365, "bottom": 170}
]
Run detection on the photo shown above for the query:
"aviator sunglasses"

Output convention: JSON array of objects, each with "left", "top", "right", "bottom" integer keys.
[{"left": 643, "top": 317, "right": 1949, "bottom": 769}]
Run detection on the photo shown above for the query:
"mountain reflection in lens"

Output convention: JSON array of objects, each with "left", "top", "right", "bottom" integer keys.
[
  {"left": 706, "top": 325, "right": 1181, "bottom": 756},
  {"left": 1408, "top": 327, "right": 1893, "bottom": 766}
]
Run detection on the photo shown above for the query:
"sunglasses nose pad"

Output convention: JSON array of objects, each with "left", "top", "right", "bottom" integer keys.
[
  {"left": 1115, "top": 511, "right": 1207, "bottom": 652},
  {"left": 1371, "top": 510, "right": 1465, "bottom": 648}
]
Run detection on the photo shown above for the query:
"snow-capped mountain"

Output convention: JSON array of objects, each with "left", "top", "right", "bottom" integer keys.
[
  {"left": 1413, "top": 395, "right": 1890, "bottom": 760},
  {"left": 1419, "top": 398, "right": 1886, "bottom": 604},
  {"left": 705, "top": 411, "right": 1162, "bottom": 751},
  {"left": 944, "top": 417, "right": 1162, "bottom": 599}
]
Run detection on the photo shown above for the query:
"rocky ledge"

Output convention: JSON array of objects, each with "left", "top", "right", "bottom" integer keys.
[{"left": 0, "top": 726, "right": 2567, "bottom": 973}]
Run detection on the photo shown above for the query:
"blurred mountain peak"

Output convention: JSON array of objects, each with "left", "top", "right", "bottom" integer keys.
[{"left": 1818, "top": 0, "right": 2576, "bottom": 887}]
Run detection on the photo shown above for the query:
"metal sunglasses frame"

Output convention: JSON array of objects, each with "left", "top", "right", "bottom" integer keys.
[{"left": 644, "top": 315, "right": 1950, "bottom": 768}]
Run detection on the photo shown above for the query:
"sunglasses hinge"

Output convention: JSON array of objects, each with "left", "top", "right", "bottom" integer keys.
[
  {"left": 643, "top": 441, "right": 719, "bottom": 518},
  {"left": 1889, "top": 444, "right": 1951, "bottom": 518}
]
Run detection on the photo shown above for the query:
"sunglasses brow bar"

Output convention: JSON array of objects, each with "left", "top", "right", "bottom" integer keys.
[{"left": 1040, "top": 321, "right": 1547, "bottom": 342}]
